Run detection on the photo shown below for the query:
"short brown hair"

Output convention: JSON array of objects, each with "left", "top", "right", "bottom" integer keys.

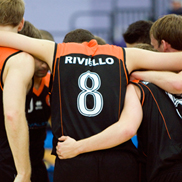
[
  {"left": 63, "top": 29, "right": 95, "bottom": 43},
  {"left": 19, "top": 21, "right": 42, "bottom": 39},
  {"left": 150, "top": 14, "right": 182, "bottom": 50},
  {"left": 94, "top": 35, "right": 106, "bottom": 45},
  {"left": 0, "top": 0, "right": 25, "bottom": 27},
  {"left": 134, "top": 43, "right": 158, "bottom": 52},
  {"left": 123, "top": 20, "right": 153, "bottom": 45},
  {"left": 39, "top": 30, "right": 54, "bottom": 41}
]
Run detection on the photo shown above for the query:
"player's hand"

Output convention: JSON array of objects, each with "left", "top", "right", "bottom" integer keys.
[{"left": 56, "top": 136, "right": 79, "bottom": 159}]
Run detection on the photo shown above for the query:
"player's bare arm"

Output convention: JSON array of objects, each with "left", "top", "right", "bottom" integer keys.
[
  {"left": 125, "top": 48, "right": 182, "bottom": 73},
  {"left": 0, "top": 31, "right": 55, "bottom": 72},
  {"left": 56, "top": 84, "right": 143, "bottom": 159},
  {"left": 131, "top": 70, "right": 182, "bottom": 94},
  {"left": 3, "top": 52, "right": 34, "bottom": 181}
]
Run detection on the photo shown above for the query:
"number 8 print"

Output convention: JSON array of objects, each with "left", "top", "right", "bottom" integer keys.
[{"left": 77, "top": 71, "right": 103, "bottom": 117}]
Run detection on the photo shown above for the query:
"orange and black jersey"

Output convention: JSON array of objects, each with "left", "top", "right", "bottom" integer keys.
[
  {"left": 0, "top": 47, "right": 22, "bottom": 137},
  {"left": 25, "top": 72, "right": 51, "bottom": 129},
  {"left": 0, "top": 47, "right": 22, "bottom": 161},
  {"left": 50, "top": 40, "right": 138, "bottom": 156},
  {"left": 132, "top": 81, "right": 182, "bottom": 182},
  {"left": 25, "top": 72, "right": 51, "bottom": 165}
]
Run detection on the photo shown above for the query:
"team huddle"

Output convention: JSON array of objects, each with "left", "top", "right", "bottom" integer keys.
[{"left": 1, "top": 0, "right": 182, "bottom": 182}]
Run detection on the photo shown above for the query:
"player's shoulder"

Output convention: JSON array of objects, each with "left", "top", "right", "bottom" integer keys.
[
  {"left": 9, "top": 51, "right": 34, "bottom": 65},
  {"left": 6, "top": 52, "right": 35, "bottom": 76}
]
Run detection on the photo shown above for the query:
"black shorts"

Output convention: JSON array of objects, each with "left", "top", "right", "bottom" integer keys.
[
  {"left": 0, "top": 157, "right": 16, "bottom": 182},
  {"left": 151, "top": 170, "right": 182, "bottom": 182},
  {"left": 53, "top": 150, "right": 139, "bottom": 182},
  {"left": 31, "top": 160, "right": 50, "bottom": 182}
]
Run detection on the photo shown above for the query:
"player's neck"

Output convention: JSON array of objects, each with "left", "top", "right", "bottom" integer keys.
[
  {"left": 0, "top": 25, "right": 18, "bottom": 33},
  {"left": 33, "top": 76, "right": 42, "bottom": 90}
]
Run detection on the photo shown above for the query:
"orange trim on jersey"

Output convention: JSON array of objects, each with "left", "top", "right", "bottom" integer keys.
[
  {"left": 51, "top": 58, "right": 58, "bottom": 93},
  {"left": 136, "top": 82, "right": 145, "bottom": 106},
  {"left": 52, "top": 41, "right": 126, "bottom": 88},
  {"left": 131, "top": 79, "right": 140, "bottom": 83},
  {"left": 55, "top": 40, "right": 125, "bottom": 60},
  {"left": 140, "top": 82, "right": 171, "bottom": 139},
  {"left": 57, "top": 61, "right": 64, "bottom": 136},
  {"left": 0, "top": 69, "right": 2, "bottom": 90},
  {"left": 0, "top": 47, "right": 20, "bottom": 91},
  {"left": 143, "top": 151, "right": 147, "bottom": 157},
  {"left": 130, "top": 80, "right": 145, "bottom": 106},
  {"left": 45, "top": 94, "right": 50, "bottom": 107},
  {"left": 33, "top": 82, "right": 44, "bottom": 96},
  {"left": 52, "top": 40, "right": 127, "bottom": 124},
  {"left": 33, "top": 72, "right": 50, "bottom": 96},
  {"left": 44, "top": 72, "right": 51, "bottom": 87},
  {"left": 120, "top": 48, "right": 129, "bottom": 84}
]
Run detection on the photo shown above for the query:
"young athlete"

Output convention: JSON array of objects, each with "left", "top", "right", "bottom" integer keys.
[
  {"left": 62, "top": 28, "right": 107, "bottom": 45},
  {"left": 0, "top": 1, "right": 34, "bottom": 182},
  {"left": 131, "top": 14, "right": 182, "bottom": 94},
  {"left": 1, "top": 28, "right": 182, "bottom": 181},
  {"left": 123, "top": 20, "right": 153, "bottom": 47},
  {"left": 56, "top": 80, "right": 182, "bottom": 182},
  {"left": 56, "top": 42, "right": 182, "bottom": 181},
  {"left": 19, "top": 20, "right": 51, "bottom": 182}
]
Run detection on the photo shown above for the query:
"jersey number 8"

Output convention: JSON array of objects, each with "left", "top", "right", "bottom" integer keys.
[{"left": 77, "top": 71, "right": 103, "bottom": 117}]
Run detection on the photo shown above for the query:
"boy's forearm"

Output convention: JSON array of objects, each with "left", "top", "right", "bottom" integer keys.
[
  {"left": 5, "top": 114, "right": 31, "bottom": 178},
  {"left": 132, "top": 71, "right": 182, "bottom": 94},
  {"left": 76, "top": 121, "right": 135, "bottom": 155}
]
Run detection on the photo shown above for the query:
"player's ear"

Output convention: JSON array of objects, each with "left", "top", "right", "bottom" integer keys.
[
  {"left": 161, "top": 40, "right": 168, "bottom": 52},
  {"left": 17, "top": 18, "right": 25, "bottom": 32}
]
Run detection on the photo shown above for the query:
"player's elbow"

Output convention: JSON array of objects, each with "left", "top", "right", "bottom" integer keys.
[
  {"left": 171, "top": 80, "right": 182, "bottom": 94},
  {"left": 122, "top": 128, "right": 136, "bottom": 141}
]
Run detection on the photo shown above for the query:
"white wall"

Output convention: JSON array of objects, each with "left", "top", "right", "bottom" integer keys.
[{"left": 23, "top": 0, "right": 169, "bottom": 43}]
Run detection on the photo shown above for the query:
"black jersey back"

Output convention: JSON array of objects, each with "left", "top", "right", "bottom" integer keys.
[
  {"left": 135, "top": 81, "right": 182, "bottom": 181},
  {"left": 50, "top": 40, "right": 138, "bottom": 155}
]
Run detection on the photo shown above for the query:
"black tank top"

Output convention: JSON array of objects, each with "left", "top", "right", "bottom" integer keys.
[
  {"left": 135, "top": 81, "right": 182, "bottom": 181},
  {"left": 50, "top": 40, "right": 137, "bottom": 155},
  {"left": 0, "top": 47, "right": 22, "bottom": 160}
]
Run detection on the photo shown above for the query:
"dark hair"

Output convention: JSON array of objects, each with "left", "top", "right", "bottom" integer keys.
[
  {"left": 39, "top": 29, "right": 54, "bottom": 41},
  {"left": 123, "top": 20, "right": 153, "bottom": 44},
  {"left": 19, "top": 20, "right": 42, "bottom": 39},
  {"left": 94, "top": 35, "right": 106, "bottom": 45},
  {"left": 63, "top": 29, "right": 95, "bottom": 43},
  {"left": 134, "top": 43, "right": 158, "bottom": 52}
]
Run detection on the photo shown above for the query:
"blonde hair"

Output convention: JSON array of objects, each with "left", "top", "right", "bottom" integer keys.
[{"left": 0, "top": 0, "right": 25, "bottom": 26}]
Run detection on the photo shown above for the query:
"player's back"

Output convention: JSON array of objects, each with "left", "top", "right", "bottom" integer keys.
[
  {"left": 137, "top": 81, "right": 182, "bottom": 182},
  {"left": 50, "top": 40, "right": 137, "bottom": 155}
]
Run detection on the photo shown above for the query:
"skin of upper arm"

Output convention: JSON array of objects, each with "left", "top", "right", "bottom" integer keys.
[
  {"left": 2, "top": 52, "right": 34, "bottom": 177},
  {"left": 125, "top": 48, "right": 182, "bottom": 73},
  {"left": 118, "top": 83, "right": 143, "bottom": 135},
  {"left": 3, "top": 52, "right": 35, "bottom": 117},
  {"left": 0, "top": 31, "right": 55, "bottom": 72},
  {"left": 131, "top": 70, "right": 182, "bottom": 94}
]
